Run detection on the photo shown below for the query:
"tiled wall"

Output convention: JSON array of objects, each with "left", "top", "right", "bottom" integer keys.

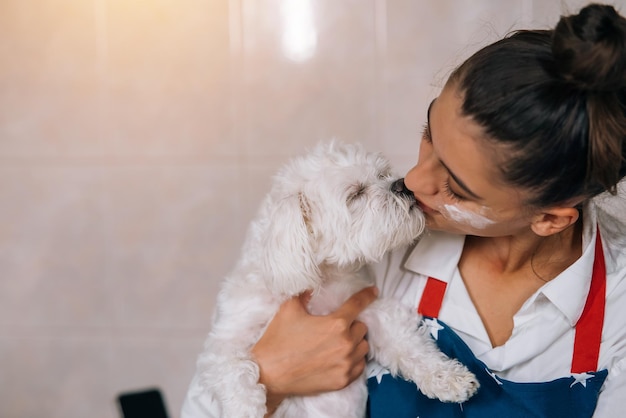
[{"left": 0, "top": 0, "right": 614, "bottom": 417}]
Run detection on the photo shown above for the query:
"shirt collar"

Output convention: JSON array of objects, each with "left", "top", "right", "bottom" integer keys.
[
  {"left": 403, "top": 203, "right": 600, "bottom": 327},
  {"left": 403, "top": 229, "right": 464, "bottom": 283}
]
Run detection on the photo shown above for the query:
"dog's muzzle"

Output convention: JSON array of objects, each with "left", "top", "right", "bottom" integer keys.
[{"left": 391, "top": 178, "right": 414, "bottom": 199}]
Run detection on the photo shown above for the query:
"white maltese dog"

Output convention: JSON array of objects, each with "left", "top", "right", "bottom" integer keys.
[{"left": 194, "top": 141, "right": 478, "bottom": 417}]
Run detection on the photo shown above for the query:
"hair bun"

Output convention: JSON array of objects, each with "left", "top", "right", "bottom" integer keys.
[{"left": 552, "top": 4, "right": 626, "bottom": 92}]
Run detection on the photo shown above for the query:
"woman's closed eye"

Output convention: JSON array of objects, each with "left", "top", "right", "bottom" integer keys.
[{"left": 443, "top": 180, "right": 466, "bottom": 202}]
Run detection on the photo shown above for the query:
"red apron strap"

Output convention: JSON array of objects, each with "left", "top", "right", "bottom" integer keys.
[
  {"left": 417, "top": 277, "right": 447, "bottom": 318},
  {"left": 571, "top": 227, "right": 606, "bottom": 374}
]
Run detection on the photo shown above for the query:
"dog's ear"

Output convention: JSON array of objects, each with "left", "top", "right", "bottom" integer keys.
[{"left": 261, "top": 192, "right": 321, "bottom": 296}]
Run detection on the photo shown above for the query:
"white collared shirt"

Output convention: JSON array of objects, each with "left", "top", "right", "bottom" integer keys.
[{"left": 367, "top": 201, "right": 626, "bottom": 417}]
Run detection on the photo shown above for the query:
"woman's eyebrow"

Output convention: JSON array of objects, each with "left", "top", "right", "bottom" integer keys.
[
  {"left": 442, "top": 160, "right": 483, "bottom": 200},
  {"left": 427, "top": 98, "right": 484, "bottom": 201}
]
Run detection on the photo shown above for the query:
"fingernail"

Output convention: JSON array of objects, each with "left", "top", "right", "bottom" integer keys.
[{"left": 372, "top": 286, "right": 379, "bottom": 296}]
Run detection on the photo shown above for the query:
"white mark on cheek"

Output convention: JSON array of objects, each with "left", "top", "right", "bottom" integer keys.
[{"left": 441, "top": 204, "right": 496, "bottom": 229}]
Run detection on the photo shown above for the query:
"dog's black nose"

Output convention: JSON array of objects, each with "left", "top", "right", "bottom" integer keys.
[{"left": 391, "top": 178, "right": 414, "bottom": 198}]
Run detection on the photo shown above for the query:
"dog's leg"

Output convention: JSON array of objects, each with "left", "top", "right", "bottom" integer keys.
[
  {"left": 197, "top": 349, "right": 267, "bottom": 417},
  {"left": 194, "top": 282, "right": 280, "bottom": 418},
  {"left": 361, "top": 299, "right": 479, "bottom": 403}
]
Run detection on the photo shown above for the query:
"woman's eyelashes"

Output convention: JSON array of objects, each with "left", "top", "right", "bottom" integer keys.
[
  {"left": 443, "top": 180, "right": 466, "bottom": 201},
  {"left": 421, "top": 123, "right": 432, "bottom": 143}
]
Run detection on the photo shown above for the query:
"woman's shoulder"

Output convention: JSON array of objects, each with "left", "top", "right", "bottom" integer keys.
[
  {"left": 593, "top": 181, "right": 626, "bottom": 241},
  {"left": 593, "top": 193, "right": 626, "bottom": 277}
]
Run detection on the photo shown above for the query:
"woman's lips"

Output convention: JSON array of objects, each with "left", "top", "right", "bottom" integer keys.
[{"left": 417, "top": 199, "right": 437, "bottom": 214}]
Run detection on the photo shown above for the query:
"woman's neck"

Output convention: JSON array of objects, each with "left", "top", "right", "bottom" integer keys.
[
  {"left": 458, "top": 219, "right": 584, "bottom": 347},
  {"left": 466, "top": 220, "right": 583, "bottom": 283}
]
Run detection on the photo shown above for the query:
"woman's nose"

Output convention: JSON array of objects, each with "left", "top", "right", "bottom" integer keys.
[{"left": 405, "top": 161, "right": 439, "bottom": 196}]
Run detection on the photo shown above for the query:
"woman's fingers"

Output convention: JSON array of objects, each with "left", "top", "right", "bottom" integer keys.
[
  {"left": 332, "top": 286, "right": 379, "bottom": 322},
  {"left": 251, "top": 285, "right": 379, "bottom": 402},
  {"left": 350, "top": 320, "right": 369, "bottom": 342}
]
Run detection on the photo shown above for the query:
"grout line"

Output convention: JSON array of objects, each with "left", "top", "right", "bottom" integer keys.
[
  {"left": 374, "top": 0, "right": 387, "bottom": 146},
  {"left": 94, "top": 0, "right": 108, "bottom": 83},
  {"left": 94, "top": 0, "right": 109, "bottom": 158},
  {"left": 227, "top": 0, "right": 246, "bottom": 166},
  {"left": 228, "top": 0, "right": 243, "bottom": 58}
]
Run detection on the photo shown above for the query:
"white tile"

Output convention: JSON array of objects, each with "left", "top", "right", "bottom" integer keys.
[
  {"left": 0, "top": 0, "right": 103, "bottom": 159},
  {"left": 238, "top": 0, "right": 382, "bottom": 158},
  {"left": 0, "top": 337, "right": 115, "bottom": 418},
  {"left": 102, "top": 0, "right": 237, "bottom": 159},
  {"left": 0, "top": 167, "right": 111, "bottom": 328},
  {"left": 100, "top": 165, "right": 246, "bottom": 328}
]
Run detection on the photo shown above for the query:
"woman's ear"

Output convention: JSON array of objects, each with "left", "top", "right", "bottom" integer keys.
[{"left": 530, "top": 207, "right": 580, "bottom": 236}]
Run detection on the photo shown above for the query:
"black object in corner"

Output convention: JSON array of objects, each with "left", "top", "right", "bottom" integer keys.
[{"left": 117, "top": 388, "right": 169, "bottom": 418}]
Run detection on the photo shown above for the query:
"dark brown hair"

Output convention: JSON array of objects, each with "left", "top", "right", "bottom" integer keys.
[{"left": 449, "top": 3, "right": 626, "bottom": 207}]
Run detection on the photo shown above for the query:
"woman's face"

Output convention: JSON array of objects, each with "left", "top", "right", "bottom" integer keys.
[{"left": 405, "top": 84, "right": 536, "bottom": 236}]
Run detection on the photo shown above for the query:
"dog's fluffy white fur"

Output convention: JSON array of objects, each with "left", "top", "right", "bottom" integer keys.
[{"left": 195, "top": 141, "right": 479, "bottom": 417}]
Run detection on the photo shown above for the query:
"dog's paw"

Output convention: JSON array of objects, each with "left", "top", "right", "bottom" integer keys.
[{"left": 418, "top": 362, "right": 480, "bottom": 403}]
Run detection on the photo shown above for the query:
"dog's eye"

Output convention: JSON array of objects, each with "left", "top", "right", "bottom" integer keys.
[
  {"left": 347, "top": 184, "right": 367, "bottom": 204},
  {"left": 378, "top": 171, "right": 390, "bottom": 180}
]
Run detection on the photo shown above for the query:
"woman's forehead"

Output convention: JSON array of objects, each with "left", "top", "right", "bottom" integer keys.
[{"left": 430, "top": 86, "right": 529, "bottom": 205}]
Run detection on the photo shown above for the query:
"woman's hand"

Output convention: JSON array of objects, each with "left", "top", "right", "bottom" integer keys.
[{"left": 250, "top": 286, "right": 378, "bottom": 415}]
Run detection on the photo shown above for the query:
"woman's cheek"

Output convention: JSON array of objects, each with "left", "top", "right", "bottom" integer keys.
[{"left": 438, "top": 203, "right": 497, "bottom": 230}]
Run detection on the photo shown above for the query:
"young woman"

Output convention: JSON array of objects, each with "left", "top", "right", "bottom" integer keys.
[{"left": 183, "top": 3, "right": 626, "bottom": 417}]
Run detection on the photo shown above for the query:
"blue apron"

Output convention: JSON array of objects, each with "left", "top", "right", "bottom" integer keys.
[{"left": 368, "top": 230, "right": 608, "bottom": 418}]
